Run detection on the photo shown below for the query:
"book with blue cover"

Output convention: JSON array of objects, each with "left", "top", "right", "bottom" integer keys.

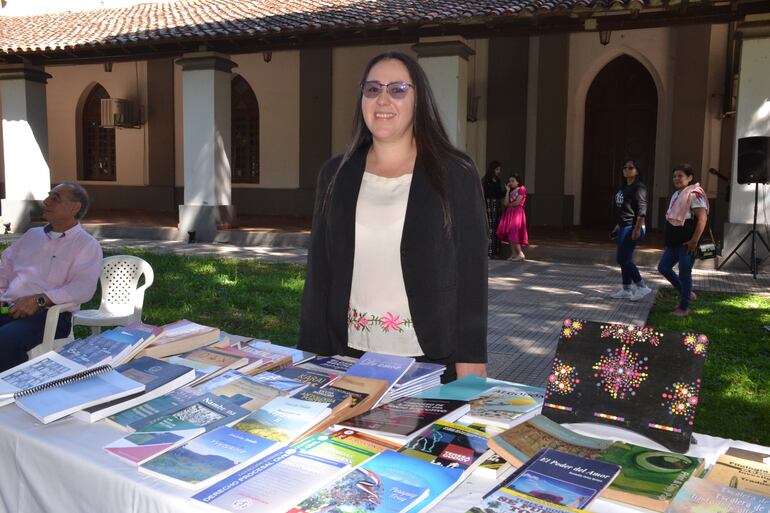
[
  {"left": 106, "top": 386, "right": 203, "bottom": 432},
  {"left": 490, "top": 448, "right": 621, "bottom": 509},
  {"left": 416, "top": 375, "right": 505, "bottom": 401},
  {"left": 344, "top": 352, "right": 414, "bottom": 407},
  {"left": 298, "top": 355, "right": 357, "bottom": 374},
  {"left": 232, "top": 396, "right": 331, "bottom": 441},
  {"left": 274, "top": 366, "right": 339, "bottom": 388},
  {"left": 248, "top": 371, "right": 307, "bottom": 395},
  {"left": 104, "top": 393, "right": 249, "bottom": 464},
  {"left": 288, "top": 450, "right": 439, "bottom": 513},
  {"left": 191, "top": 445, "right": 351, "bottom": 513},
  {"left": 15, "top": 368, "right": 146, "bottom": 423},
  {"left": 74, "top": 356, "right": 196, "bottom": 422},
  {"left": 140, "top": 425, "right": 280, "bottom": 489},
  {"left": 245, "top": 340, "right": 315, "bottom": 365},
  {"left": 140, "top": 395, "right": 331, "bottom": 488},
  {"left": 56, "top": 327, "right": 149, "bottom": 367}
]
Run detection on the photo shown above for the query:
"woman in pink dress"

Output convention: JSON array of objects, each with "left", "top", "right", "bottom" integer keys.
[{"left": 496, "top": 174, "right": 529, "bottom": 261}]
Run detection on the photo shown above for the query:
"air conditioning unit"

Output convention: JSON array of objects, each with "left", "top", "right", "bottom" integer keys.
[{"left": 100, "top": 98, "right": 142, "bottom": 128}]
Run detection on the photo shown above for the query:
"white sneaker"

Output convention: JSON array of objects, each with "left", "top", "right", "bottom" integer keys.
[
  {"left": 630, "top": 286, "right": 652, "bottom": 302},
  {"left": 610, "top": 288, "right": 634, "bottom": 299}
]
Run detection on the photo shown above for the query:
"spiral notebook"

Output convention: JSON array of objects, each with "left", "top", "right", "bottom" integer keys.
[
  {"left": 0, "top": 351, "right": 93, "bottom": 407},
  {"left": 14, "top": 365, "right": 145, "bottom": 424}
]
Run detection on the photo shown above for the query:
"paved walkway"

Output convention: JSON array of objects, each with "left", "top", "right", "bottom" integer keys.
[{"left": 94, "top": 237, "right": 770, "bottom": 388}]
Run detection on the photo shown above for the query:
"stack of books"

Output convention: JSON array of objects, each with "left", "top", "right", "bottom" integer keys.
[{"left": 379, "top": 361, "right": 445, "bottom": 404}]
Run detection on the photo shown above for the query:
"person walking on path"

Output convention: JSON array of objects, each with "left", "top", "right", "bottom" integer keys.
[
  {"left": 483, "top": 161, "right": 505, "bottom": 259},
  {"left": 496, "top": 174, "right": 528, "bottom": 261},
  {"left": 657, "top": 164, "right": 708, "bottom": 317},
  {"left": 610, "top": 160, "right": 652, "bottom": 301}
]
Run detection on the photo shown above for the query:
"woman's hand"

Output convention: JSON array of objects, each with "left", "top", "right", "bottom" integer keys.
[
  {"left": 684, "top": 238, "right": 698, "bottom": 255},
  {"left": 455, "top": 362, "right": 487, "bottom": 379}
]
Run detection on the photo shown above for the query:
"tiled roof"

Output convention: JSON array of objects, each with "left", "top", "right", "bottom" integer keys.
[{"left": 0, "top": 0, "right": 737, "bottom": 56}]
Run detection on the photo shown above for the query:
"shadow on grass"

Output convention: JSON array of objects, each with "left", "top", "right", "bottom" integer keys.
[{"left": 648, "top": 288, "right": 770, "bottom": 446}]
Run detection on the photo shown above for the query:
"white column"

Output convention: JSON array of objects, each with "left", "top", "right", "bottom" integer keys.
[
  {"left": 723, "top": 36, "right": 770, "bottom": 265},
  {"left": 175, "top": 52, "right": 237, "bottom": 242},
  {"left": 413, "top": 39, "right": 474, "bottom": 150},
  {"left": 0, "top": 64, "right": 52, "bottom": 233}
]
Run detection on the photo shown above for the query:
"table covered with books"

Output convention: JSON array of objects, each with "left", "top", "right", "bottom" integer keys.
[
  {"left": 0, "top": 394, "right": 767, "bottom": 513},
  {"left": 0, "top": 319, "right": 768, "bottom": 513}
]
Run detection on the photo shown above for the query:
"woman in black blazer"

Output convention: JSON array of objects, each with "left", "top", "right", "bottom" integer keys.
[{"left": 298, "top": 51, "right": 488, "bottom": 381}]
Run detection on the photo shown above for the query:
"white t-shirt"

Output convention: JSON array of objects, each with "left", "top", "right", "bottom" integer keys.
[{"left": 347, "top": 171, "right": 423, "bottom": 356}]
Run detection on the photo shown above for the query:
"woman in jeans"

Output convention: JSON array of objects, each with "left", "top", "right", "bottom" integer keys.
[
  {"left": 657, "top": 164, "right": 708, "bottom": 317},
  {"left": 610, "top": 160, "right": 652, "bottom": 301}
]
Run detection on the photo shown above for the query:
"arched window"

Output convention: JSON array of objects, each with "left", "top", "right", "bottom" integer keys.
[
  {"left": 81, "top": 84, "right": 116, "bottom": 181},
  {"left": 231, "top": 75, "right": 259, "bottom": 183}
]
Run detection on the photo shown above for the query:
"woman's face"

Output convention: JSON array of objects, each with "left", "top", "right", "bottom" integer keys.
[
  {"left": 672, "top": 169, "right": 693, "bottom": 190},
  {"left": 494, "top": 166, "right": 502, "bottom": 177},
  {"left": 508, "top": 177, "right": 518, "bottom": 188},
  {"left": 622, "top": 161, "right": 639, "bottom": 180},
  {"left": 361, "top": 59, "right": 415, "bottom": 144}
]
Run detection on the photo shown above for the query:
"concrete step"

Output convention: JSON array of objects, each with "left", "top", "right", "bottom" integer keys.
[{"left": 82, "top": 223, "right": 311, "bottom": 248}]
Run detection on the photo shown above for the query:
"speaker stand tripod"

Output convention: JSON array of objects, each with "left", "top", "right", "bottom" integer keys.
[{"left": 717, "top": 182, "right": 770, "bottom": 279}]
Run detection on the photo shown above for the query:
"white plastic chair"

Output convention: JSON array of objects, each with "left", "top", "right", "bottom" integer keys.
[
  {"left": 73, "top": 255, "right": 155, "bottom": 334},
  {"left": 27, "top": 302, "right": 76, "bottom": 359}
]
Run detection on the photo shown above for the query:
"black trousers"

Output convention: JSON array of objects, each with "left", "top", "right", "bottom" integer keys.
[
  {"left": 0, "top": 310, "right": 72, "bottom": 372},
  {"left": 486, "top": 198, "right": 502, "bottom": 258}
]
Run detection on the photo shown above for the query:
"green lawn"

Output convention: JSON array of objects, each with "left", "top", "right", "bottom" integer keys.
[
  {"left": 647, "top": 288, "right": 770, "bottom": 446},
  {"left": 79, "top": 249, "right": 305, "bottom": 346}
]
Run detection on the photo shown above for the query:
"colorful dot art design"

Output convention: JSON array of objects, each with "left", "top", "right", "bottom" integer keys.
[
  {"left": 592, "top": 345, "right": 649, "bottom": 400},
  {"left": 682, "top": 333, "right": 709, "bottom": 356},
  {"left": 560, "top": 319, "right": 585, "bottom": 339},
  {"left": 600, "top": 323, "right": 663, "bottom": 347},
  {"left": 547, "top": 359, "right": 580, "bottom": 395},
  {"left": 661, "top": 380, "right": 701, "bottom": 425}
]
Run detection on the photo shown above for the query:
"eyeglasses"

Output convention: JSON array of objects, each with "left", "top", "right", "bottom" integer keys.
[{"left": 360, "top": 80, "right": 414, "bottom": 100}]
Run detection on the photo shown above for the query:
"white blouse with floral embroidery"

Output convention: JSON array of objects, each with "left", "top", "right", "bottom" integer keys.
[{"left": 347, "top": 171, "right": 424, "bottom": 356}]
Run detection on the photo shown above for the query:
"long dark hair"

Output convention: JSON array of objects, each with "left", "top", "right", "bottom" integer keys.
[
  {"left": 322, "top": 50, "right": 473, "bottom": 231},
  {"left": 484, "top": 160, "right": 502, "bottom": 182}
]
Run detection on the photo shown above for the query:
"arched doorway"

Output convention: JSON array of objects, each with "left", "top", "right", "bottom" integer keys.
[
  {"left": 231, "top": 75, "right": 260, "bottom": 183},
  {"left": 581, "top": 55, "right": 657, "bottom": 229},
  {"left": 80, "top": 84, "right": 116, "bottom": 181}
]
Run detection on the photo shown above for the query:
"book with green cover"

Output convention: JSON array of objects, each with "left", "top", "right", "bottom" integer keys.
[
  {"left": 596, "top": 441, "right": 704, "bottom": 512},
  {"left": 487, "top": 415, "right": 611, "bottom": 467}
]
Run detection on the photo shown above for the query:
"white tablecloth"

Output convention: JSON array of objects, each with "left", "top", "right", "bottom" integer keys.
[{"left": 1, "top": 401, "right": 768, "bottom": 513}]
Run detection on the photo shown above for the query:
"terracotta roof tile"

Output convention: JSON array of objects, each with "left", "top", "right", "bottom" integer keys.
[{"left": 0, "top": 0, "right": 697, "bottom": 54}]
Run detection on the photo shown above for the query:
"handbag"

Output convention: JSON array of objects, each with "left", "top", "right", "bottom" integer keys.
[{"left": 696, "top": 224, "right": 721, "bottom": 260}]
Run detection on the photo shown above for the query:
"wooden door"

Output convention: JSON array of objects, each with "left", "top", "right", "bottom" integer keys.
[{"left": 581, "top": 56, "right": 657, "bottom": 229}]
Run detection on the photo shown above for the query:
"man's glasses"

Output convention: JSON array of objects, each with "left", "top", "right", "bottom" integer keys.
[{"left": 360, "top": 80, "right": 414, "bottom": 100}]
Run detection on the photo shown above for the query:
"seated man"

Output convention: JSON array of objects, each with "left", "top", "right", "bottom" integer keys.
[{"left": 0, "top": 182, "right": 102, "bottom": 371}]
